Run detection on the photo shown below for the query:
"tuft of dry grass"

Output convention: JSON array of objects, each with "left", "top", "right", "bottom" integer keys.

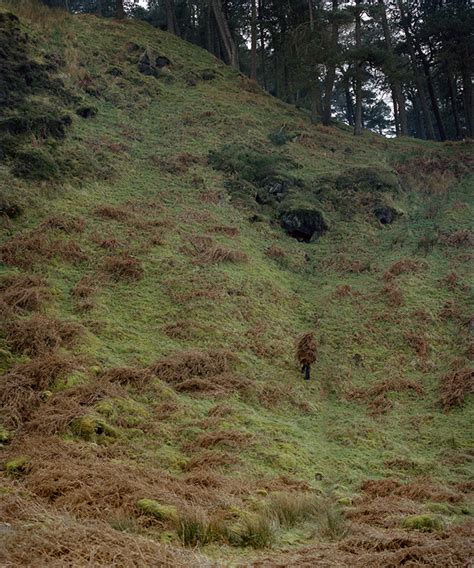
[
  {"left": 40, "top": 214, "right": 85, "bottom": 234},
  {"left": 384, "top": 259, "right": 427, "bottom": 280},
  {"left": 439, "top": 367, "right": 474, "bottom": 411},
  {"left": 266, "top": 244, "right": 286, "bottom": 259},
  {"left": 100, "top": 367, "right": 155, "bottom": 392},
  {"left": 347, "top": 377, "right": 424, "bottom": 415},
  {"left": 94, "top": 204, "right": 131, "bottom": 221},
  {"left": 186, "top": 236, "right": 247, "bottom": 265},
  {"left": 440, "top": 229, "right": 474, "bottom": 247},
  {"left": 0, "top": 354, "right": 78, "bottom": 428},
  {"left": 150, "top": 349, "right": 236, "bottom": 384},
  {"left": 103, "top": 253, "right": 144, "bottom": 281},
  {"left": 0, "top": 274, "right": 51, "bottom": 312},
  {"left": 6, "top": 315, "right": 84, "bottom": 357},
  {"left": 0, "top": 229, "right": 87, "bottom": 268}
]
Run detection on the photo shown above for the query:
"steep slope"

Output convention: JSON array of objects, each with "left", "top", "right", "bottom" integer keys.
[{"left": 0, "top": 3, "right": 473, "bottom": 566}]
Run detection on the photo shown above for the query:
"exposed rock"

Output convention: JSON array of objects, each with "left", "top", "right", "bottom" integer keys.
[
  {"left": 76, "top": 105, "right": 98, "bottom": 119},
  {"left": 201, "top": 69, "right": 217, "bottom": 81},
  {"left": 138, "top": 49, "right": 172, "bottom": 78},
  {"left": 280, "top": 209, "right": 328, "bottom": 242},
  {"left": 0, "top": 196, "right": 21, "bottom": 218},
  {"left": 107, "top": 66, "right": 123, "bottom": 76},
  {"left": 374, "top": 205, "right": 398, "bottom": 225}
]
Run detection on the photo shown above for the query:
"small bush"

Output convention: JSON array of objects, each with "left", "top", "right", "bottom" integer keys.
[{"left": 268, "top": 127, "right": 295, "bottom": 146}]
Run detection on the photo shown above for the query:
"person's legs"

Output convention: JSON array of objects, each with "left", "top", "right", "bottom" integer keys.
[{"left": 304, "top": 364, "right": 311, "bottom": 381}]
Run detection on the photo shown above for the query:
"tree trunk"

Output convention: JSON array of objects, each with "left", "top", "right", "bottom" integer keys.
[
  {"left": 258, "top": 0, "right": 267, "bottom": 90},
  {"left": 396, "top": 0, "right": 435, "bottom": 140},
  {"left": 415, "top": 45, "right": 446, "bottom": 140},
  {"left": 96, "top": 0, "right": 102, "bottom": 16},
  {"left": 392, "top": 88, "right": 399, "bottom": 136},
  {"left": 378, "top": 0, "right": 407, "bottom": 135},
  {"left": 354, "top": 0, "right": 363, "bottom": 135},
  {"left": 115, "top": 0, "right": 124, "bottom": 19},
  {"left": 210, "top": 0, "right": 239, "bottom": 69},
  {"left": 165, "top": 0, "right": 180, "bottom": 37},
  {"left": 308, "top": 0, "right": 314, "bottom": 31},
  {"left": 250, "top": 0, "right": 257, "bottom": 80},
  {"left": 322, "top": 0, "right": 339, "bottom": 126},
  {"left": 344, "top": 70, "right": 355, "bottom": 126},
  {"left": 447, "top": 68, "right": 462, "bottom": 139},
  {"left": 310, "top": 74, "right": 323, "bottom": 124},
  {"left": 460, "top": 44, "right": 473, "bottom": 137}
]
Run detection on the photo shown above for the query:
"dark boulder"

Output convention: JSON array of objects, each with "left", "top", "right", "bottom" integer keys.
[
  {"left": 0, "top": 196, "right": 21, "bottom": 218},
  {"left": 374, "top": 206, "right": 398, "bottom": 225},
  {"left": 107, "top": 66, "right": 123, "bottom": 77},
  {"left": 76, "top": 105, "right": 97, "bottom": 119},
  {"left": 156, "top": 56, "right": 171, "bottom": 68},
  {"left": 280, "top": 209, "right": 328, "bottom": 242},
  {"left": 138, "top": 49, "right": 172, "bottom": 77},
  {"left": 201, "top": 69, "right": 217, "bottom": 81}
]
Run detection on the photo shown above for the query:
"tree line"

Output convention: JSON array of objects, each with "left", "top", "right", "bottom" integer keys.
[{"left": 41, "top": 0, "right": 473, "bottom": 140}]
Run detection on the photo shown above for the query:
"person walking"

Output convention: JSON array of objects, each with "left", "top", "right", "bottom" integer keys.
[{"left": 296, "top": 331, "right": 317, "bottom": 381}]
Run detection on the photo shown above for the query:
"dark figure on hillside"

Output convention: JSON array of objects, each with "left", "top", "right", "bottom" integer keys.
[{"left": 296, "top": 331, "right": 317, "bottom": 381}]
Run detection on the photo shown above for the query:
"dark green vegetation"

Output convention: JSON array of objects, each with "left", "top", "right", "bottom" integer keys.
[{"left": 0, "top": 3, "right": 473, "bottom": 566}]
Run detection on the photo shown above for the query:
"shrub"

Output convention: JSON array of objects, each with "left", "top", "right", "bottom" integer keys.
[
  {"left": 268, "top": 127, "right": 295, "bottom": 146},
  {"left": 208, "top": 143, "right": 291, "bottom": 187}
]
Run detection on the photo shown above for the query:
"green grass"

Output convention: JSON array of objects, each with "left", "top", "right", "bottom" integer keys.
[{"left": 0, "top": 1, "right": 472, "bottom": 562}]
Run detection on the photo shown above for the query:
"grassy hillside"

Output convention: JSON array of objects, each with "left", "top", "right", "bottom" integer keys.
[{"left": 0, "top": 2, "right": 473, "bottom": 566}]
